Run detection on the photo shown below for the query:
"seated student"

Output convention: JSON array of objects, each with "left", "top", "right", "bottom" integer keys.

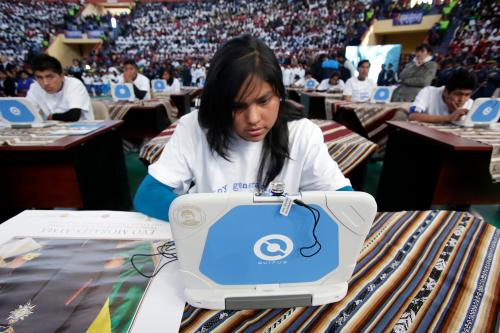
[
  {"left": 160, "top": 67, "right": 181, "bottom": 94},
  {"left": 293, "top": 72, "right": 319, "bottom": 89},
  {"left": 118, "top": 59, "right": 150, "bottom": 100},
  {"left": 26, "top": 54, "right": 94, "bottom": 121},
  {"left": 0, "top": 70, "right": 14, "bottom": 97},
  {"left": 317, "top": 72, "right": 345, "bottom": 92},
  {"left": 290, "top": 74, "right": 302, "bottom": 87},
  {"left": 0, "top": 69, "right": 17, "bottom": 97},
  {"left": 408, "top": 69, "right": 477, "bottom": 123},
  {"left": 16, "top": 70, "right": 34, "bottom": 96},
  {"left": 134, "top": 35, "right": 352, "bottom": 221},
  {"left": 343, "top": 60, "right": 375, "bottom": 102}
]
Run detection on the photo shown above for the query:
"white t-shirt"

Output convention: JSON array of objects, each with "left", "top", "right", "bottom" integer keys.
[
  {"left": 82, "top": 74, "right": 93, "bottom": 85},
  {"left": 293, "top": 78, "right": 319, "bottom": 89},
  {"left": 410, "top": 86, "right": 473, "bottom": 116},
  {"left": 282, "top": 68, "right": 292, "bottom": 86},
  {"left": 343, "top": 77, "right": 375, "bottom": 102},
  {"left": 149, "top": 110, "right": 351, "bottom": 194},
  {"left": 164, "top": 78, "right": 181, "bottom": 94},
  {"left": 317, "top": 78, "right": 345, "bottom": 92},
  {"left": 26, "top": 76, "right": 94, "bottom": 120},
  {"left": 119, "top": 73, "right": 151, "bottom": 99}
]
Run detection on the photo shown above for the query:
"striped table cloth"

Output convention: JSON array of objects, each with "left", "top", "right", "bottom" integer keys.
[
  {"left": 418, "top": 123, "right": 500, "bottom": 182},
  {"left": 102, "top": 98, "right": 178, "bottom": 123},
  {"left": 179, "top": 210, "right": 499, "bottom": 333},
  {"left": 139, "top": 119, "right": 378, "bottom": 175},
  {"left": 327, "top": 101, "right": 411, "bottom": 147}
]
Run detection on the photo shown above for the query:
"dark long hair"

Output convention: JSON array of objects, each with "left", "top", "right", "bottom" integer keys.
[
  {"left": 160, "top": 67, "right": 175, "bottom": 85},
  {"left": 198, "top": 35, "right": 304, "bottom": 190}
]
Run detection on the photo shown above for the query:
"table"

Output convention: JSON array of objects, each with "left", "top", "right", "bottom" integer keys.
[
  {"left": 2, "top": 209, "right": 497, "bottom": 332},
  {"left": 421, "top": 123, "right": 500, "bottom": 182},
  {"left": 0, "top": 121, "right": 131, "bottom": 213},
  {"left": 103, "top": 99, "right": 176, "bottom": 140},
  {"left": 139, "top": 119, "right": 378, "bottom": 189},
  {"left": 329, "top": 101, "right": 411, "bottom": 146},
  {"left": 377, "top": 121, "right": 500, "bottom": 211},
  {"left": 153, "top": 88, "right": 203, "bottom": 117},
  {"left": 285, "top": 87, "right": 303, "bottom": 103},
  {"left": 0, "top": 210, "right": 184, "bottom": 333},
  {"left": 178, "top": 210, "right": 499, "bottom": 332},
  {"left": 300, "top": 91, "right": 343, "bottom": 119},
  {"left": 285, "top": 88, "right": 343, "bottom": 119},
  {"left": 171, "top": 88, "right": 202, "bottom": 117}
]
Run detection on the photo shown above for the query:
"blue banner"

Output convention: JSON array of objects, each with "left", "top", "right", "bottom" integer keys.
[
  {"left": 392, "top": 11, "right": 423, "bottom": 26},
  {"left": 64, "top": 30, "right": 83, "bottom": 38}
]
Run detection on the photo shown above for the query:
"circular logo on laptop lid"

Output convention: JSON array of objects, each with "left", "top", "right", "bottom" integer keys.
[{"left": 173, "top": 206, "right": 205, "bottom": 228}]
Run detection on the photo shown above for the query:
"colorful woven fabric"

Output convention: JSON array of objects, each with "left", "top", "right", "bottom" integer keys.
[
  {"left": 179, "top": 210, "right": 499, "bottom": 333},
  {"left": 103, "top": 98, "right": 178, "bottom": 123},
  {"left": 328, "top": 101, "right": 410, "bottom": 146},
  {"left": 310, "top": 119, "right": 378, "bottom": 174},
  {"left": 139, "top": 119, "right": 377, "bottom": 175},
  {"left": 417, "top": 122, "right": 500, "bottom": 182}
]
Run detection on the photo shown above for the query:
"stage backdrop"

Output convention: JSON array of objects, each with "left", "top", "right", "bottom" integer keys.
[{"left": 346, "top": 45, "right": 402, "bottom": 83}]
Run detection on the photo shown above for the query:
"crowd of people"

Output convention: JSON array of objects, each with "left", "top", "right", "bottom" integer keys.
[
  {"left": 0, "top": 0, "right": 498, "bottom": 101},
  {"left": 112, "top": 0, "right": 370, "bottom": 68},
  {"left": 0, "top": 0, "right": 71, "bottom": 64}
]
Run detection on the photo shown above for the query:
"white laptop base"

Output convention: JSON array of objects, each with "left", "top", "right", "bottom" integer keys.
[{"left": 169, "top": 191, "right": 377, "bottom": 310}]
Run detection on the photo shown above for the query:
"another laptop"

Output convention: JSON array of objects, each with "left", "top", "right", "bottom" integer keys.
[
  {"left": 110, "top": 83, "right": 135, "bottom": 102},
  {"left": 370, "top": 86, "right": 396, "bottom": 103},
  {"left": 151, "top": 79, "right": 167, "bottom": 93},
  {"left": 453, "top": 98, "right": 500, "bottom": 128},
  {"left": 304, "top": 79, "right": 318, "bottom": 91},
  {"left": 169, "top": 190, "right": 377, "bottom": 310},
  {"left": 0, "top": 97, "right": 52, "bottom": 128}
]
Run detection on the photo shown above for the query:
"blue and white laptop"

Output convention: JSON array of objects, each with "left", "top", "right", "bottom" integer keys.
[
  {"left": 169, "top": 190, "right": 377, "bottom": 310},
  {"left": 370, "top": 86, "right": 396, "bottom": 103},
  {"left": 151, "top": 79, "right": 167, "bottom": 93},
  {"left": 110, "top": 83, "right": 135, "bottom": 102},
  {"left": 453, "top": 98, "right": 500, "bottom": 128},
  {"left": 304, "top": 79, "right": 318, "bottom": 91},
  {"left": 0, "top": 98, "right": 46, "bottom": 127}
]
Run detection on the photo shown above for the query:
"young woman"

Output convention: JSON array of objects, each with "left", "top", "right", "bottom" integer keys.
[
  {"left": 134, "top": 35, "right": 352, "bottom": 221},
  {"left": 160, "top": 67, "right": 181, "bottom": 93}
]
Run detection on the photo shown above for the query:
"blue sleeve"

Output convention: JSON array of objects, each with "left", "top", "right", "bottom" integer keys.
[
  {"left": 133, "top": 175, "right": 178, "bottom": 222},
  {"left": 337, "top": 185, "right": 354, "bottom": 191}
]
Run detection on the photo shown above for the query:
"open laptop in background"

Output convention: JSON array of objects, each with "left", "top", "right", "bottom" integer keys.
[
  {"left": 110, "top": 83, "right": 135, "bottom": 102},
  {"left": 453, "top": 98, "right": 500, "bottom": 128},
  {"left": 151, "top": 79, "right": 168, "bottom": 93},
  {"left": 370, "top": 86, "right": 396, "bottom": 103},
  {"left": 304, "top": 78, "right": 318, "bottom": 91},
  {"left": 0, "top": 98, "right": 56, "bottom": 128},
  {"left": 169, "top": 190, "right": 377, "bottom": 310}
]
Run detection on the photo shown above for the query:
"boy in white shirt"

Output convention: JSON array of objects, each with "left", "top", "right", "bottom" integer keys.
[
  {"left": 26, "top": 54, "right": 94, "bottom": 121},
  {"left": 119, "top": 59, "right": 150, "bottom": 100},
  {"left": 343, "top": 60, "right": 375, "bottom": 102},
  {"left": 408, "top": 69, "right": 477, "bottom": 123}
]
